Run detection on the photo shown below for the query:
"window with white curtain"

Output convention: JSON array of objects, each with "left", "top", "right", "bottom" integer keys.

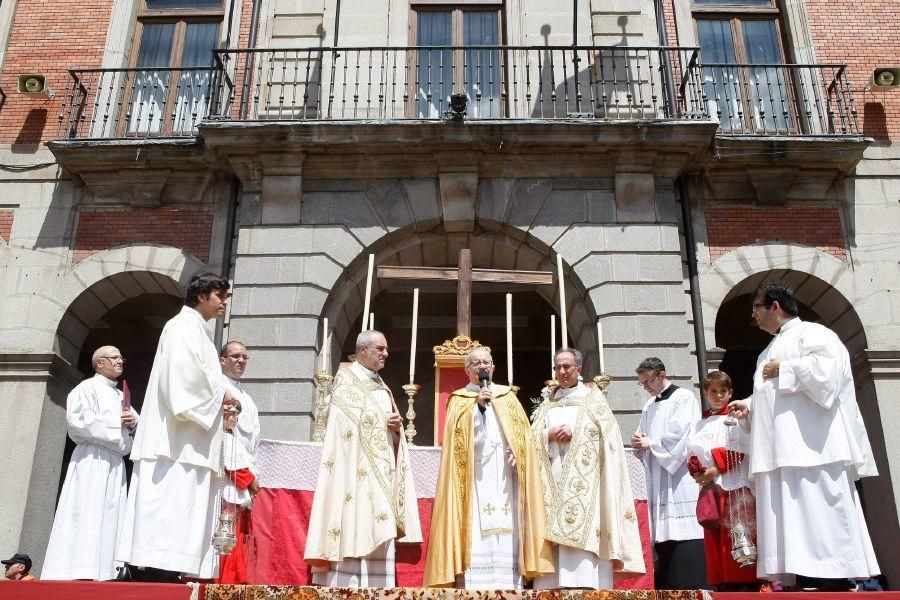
[
  {"left": 126, "top": 0, "right": 223, "bottom": 135},
  {"left": 413, "top": 4, "right": 503, "bottom": 119},
  {"left": 694, "top": 0, "right": 793, "bottom": 133}
]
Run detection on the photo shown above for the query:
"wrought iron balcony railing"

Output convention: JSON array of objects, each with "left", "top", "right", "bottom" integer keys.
[
  {"left": 53, "top": 46, "right": 861, "bottom": 140},
  {"left": 208, "top": 45, "right": 706, "bottom": 123},
  {"left": 57, "top": 66, "right": 217, "bottom": 139},
  {"left": 701, "top": 63, "right": 860, "bottom": 136}
]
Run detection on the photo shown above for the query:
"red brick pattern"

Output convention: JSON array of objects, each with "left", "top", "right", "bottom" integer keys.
[
  {"left": 0, "top": 1, "right": 114, "bottom": 144},
  {"left": 73, "top": 208, "right": 213, "bottom": 263},
  {"left": 805, "top": 0, "right": 900, "bottom": 142},
  {"left": 706, "top": 206, "right": 847, "bottom": 262},
  {"left": 0, "top": 209, "right": 14, "bottom": 243}
]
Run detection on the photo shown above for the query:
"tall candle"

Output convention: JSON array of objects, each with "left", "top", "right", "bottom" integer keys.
[
  {"left": 557, "top": 254, "right": 568, "bottom": 346},
  {"left": 550, "top": 314, "right": 556, "bottom": 380},
  {"left": 319, "top": 317, "right": 328, "bottom": 372},
  {"left": 409, "top": 288, "right": 419, "bottom": 383},
  {"left": 361, "top": 254, "right": 374, "bottom": 334},
  {"left": 325, "top": 329, "right": 332, "bottom": 373},
  {"left": 369, "top": 312, "right": 375, "bottom": 330},
  {"left": 597, "top": 318, "right": 605, "bottom": 373},
  {"left": 506, "top": 293, "right": 514, "bottom": 386}
]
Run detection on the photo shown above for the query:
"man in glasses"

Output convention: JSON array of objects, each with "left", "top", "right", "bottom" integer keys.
[
  {"left": 631, "top": 357, "right": 706, "bottom": 589},
  {"left": 531, "top": 347, "right": 644, "bottom": 589},
  {"left": 425, "top": 346, "right": 553, "bottom": 588},
  {"left": 216, "top": 341, "right": 261, "bottom": 584},
  {"left": 117, "top": 272, "right": 241, "bottom": 582},
  {"left": 729, "top": 281, "right": 879, "bottom": 590},
  {"left": 42, "top": 346, "right": 138, "bottom": 580}
]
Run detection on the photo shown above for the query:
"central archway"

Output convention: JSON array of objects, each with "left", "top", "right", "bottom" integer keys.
[{"left": 320, "top": 229, "right": 601, "bottom": 443}]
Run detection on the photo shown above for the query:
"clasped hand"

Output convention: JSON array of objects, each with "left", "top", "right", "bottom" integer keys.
[
  {"left": 548, "top": 424, "right": 572, "bottom": 443},
  {"left": 223, "top": 392, "right": 242, "bottom": 432},
  {"left": 385, "top": 412, "right": 403, "bottom": 433},
  {"left": 630, "top": 432, "right": 651, "bottom": 450}
]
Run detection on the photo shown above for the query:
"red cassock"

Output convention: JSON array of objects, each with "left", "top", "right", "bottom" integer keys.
[
  {"left": 217, "top": 468, "right": 256, "bottom": 584},
  {"left": 703, "top": 447, "right": 760, "bottom": 587}
]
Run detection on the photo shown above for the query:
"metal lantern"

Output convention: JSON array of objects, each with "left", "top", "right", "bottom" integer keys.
[
  {"left": 212, "top": 506, "right": 237, "bottom": 555},
  {"left": 724, "top": 423, "right": 757, "bottom": 568}
]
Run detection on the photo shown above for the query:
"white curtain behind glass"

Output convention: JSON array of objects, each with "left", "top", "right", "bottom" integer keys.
[
  {"left": 463, "top": 12, "right": 500, "bottom": 118},
  {"left": 698, "top": 20, "right": 741, "bottom": 130},
  {"left": 129, "top": 23, "right": 175, "bottom": 134},
  {"left": 416, "top": 12, "right": 452, "bottom": 118},
  {"left": 173, "top": 23, "right": 218, "bottom": 133},
  {"left": 742, "top": 20, "right": 791, "bottom": 132}
]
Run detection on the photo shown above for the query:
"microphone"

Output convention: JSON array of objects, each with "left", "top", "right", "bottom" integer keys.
[{"left": 478, "top": 369, "right": 491, "bottom": 389}]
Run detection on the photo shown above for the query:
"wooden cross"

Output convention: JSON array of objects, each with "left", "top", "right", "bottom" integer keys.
[{"left": 376, "top": 249, "right": 553, "bottom": 337}]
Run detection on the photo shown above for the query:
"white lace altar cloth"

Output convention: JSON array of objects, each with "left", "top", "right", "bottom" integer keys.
[{"left": 256, "top": 439, "right": 646, "bottom": 501}]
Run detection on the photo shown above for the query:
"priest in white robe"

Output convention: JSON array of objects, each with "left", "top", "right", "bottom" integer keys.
[
  {"left": 424, "top": 346, "right": 553, "bottom": 588},
  {"left": 729, "top": 281, "right": 879, "bottom": 589},
  {"left": 532, "top": 348, "right": 644, "bottom": 589},
  {"left": 305, "top": 330, "right": 421, "bottom": 587},
  {"left": 42, "top": 346, "right": 138, "bottom": 580},
  {"left": 116, "top": 273, "right": 240, "bottom": 582},
  {"left": 217, "top": 340, "right": 261, "bottom": 583},
  {"left": 631, "top": 357, "right": 706, "bottom": 589}
]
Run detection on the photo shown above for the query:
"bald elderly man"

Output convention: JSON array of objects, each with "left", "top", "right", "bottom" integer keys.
[{"left": 42, "top": 346, "right": 138, "bottom": 580}]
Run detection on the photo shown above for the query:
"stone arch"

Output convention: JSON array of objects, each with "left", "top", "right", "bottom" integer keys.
[
  {"left": 710, "top": 266, "right": 898, "bottom": 575},
  {"left": 319, "top": 226, "right": 602, "bottom": 377},
  {"left": 17, "top": 244, "right": 208, "bottom": 575}
]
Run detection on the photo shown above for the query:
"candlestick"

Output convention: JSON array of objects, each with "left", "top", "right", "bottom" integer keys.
[
  {"left": 402, "top": 383, "right": 421, "bottom": 445},
  {"left": 597, "top": 318, "right": 605, "bottom": 373},
  {"left": 506, "top": 293, "right": 513, "bottom": 387},
  {"left": 557, "top": 255, "right": 568, "bottom": 346},
  {"left": 409, "top": 288, "right": 419, "bottom": 383},
  {"left": 361, "top": 254, "right": 374, "bottom": 334}
]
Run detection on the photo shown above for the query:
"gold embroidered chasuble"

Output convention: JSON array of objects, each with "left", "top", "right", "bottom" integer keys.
[
  {"left": 531, "top": 385, "right": 644, "bottom": 575},
  {"left": 305, "top": 364, "right": 422, "bottom": 568},
  {"left": 424, "top": 385, "right": 554, "bottom": 587}
]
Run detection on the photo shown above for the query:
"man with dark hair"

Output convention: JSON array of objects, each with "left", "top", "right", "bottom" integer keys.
[
  {"left": 3, "top": 553, "right": 35, "bottom": 581},
  {"left": 729, "top": 281, "right": 879, "bottom": 589},
  {"left": 631, "top": 357, "right": 706, "bottom": 589},
  {"left": 117, "top": 272, "right": 240, "bottom": 582}
]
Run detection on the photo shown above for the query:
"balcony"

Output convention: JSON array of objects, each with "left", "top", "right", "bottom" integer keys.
[
  {"left": 701, "top": 63, "right": 861, "bottom": 136},
  {"left": 53, "top": 46, "right": 861, "bottom": 141},
  {"left": 56, "top": 45, "right": 706, "bottom": 140}
]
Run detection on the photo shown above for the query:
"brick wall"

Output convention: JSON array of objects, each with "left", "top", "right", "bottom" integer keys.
[
  {"left": 706, "top": 206, "right": 847, "bottom": 262},
  {"left": 0, "top": 209, "right": 13, "bottom": 242},
  {"left": 805, "top": 0, "right": 900, "bottom": 142},
  {"left": 73, "top": 207, "right": 213, "bottom": 263},
  {"left": 0, "top": 1, "right": 114, "bottom": 145}
]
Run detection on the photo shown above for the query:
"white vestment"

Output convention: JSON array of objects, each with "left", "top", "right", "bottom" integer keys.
[
  {"left": 457, "top": 383, "right": 522, "bottom": 590},
  {"left": 309, "top": 361, "right": 422, "bottom": 587},
  {"left": 42, "top": 374, "right": 138, "bottom": 580},
  {"left": 636, "top": 384, "right": 704, "bottom": 544},
  {"left": 222, "top": 376, "right": 260, "bottom": 507},
  {"left": 747, "top": 317, "right": 879, "bottom": 582},
  {"left": 532, "top": 383, "right": 613, "bottom": 589},
  {"left": 116, "top": 306, "right": 226, "bottom": 578}
]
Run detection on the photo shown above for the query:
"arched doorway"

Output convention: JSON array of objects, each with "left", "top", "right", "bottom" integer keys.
[
  {"left": 321, "top": 230, "right": 600, "bottom": 444},
  {"left": 54, "top": 271, "right": 184, "bottom": 497},
  {"left": 713, "top": 268, "right": 898, "bottom": 580}
]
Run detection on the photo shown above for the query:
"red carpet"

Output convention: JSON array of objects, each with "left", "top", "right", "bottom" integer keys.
[
  {"left": 0, "top": 580, "right": 190, "bottom": 600},
  {"left": 1, "top": 581, "right": 896, "bottom": 599}
]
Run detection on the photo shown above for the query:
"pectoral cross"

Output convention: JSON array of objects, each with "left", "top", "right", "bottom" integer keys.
[{"left": 377, "top": 249, "right": 553, "bottom": 337}]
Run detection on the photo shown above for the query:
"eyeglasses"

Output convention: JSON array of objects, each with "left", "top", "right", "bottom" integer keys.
[
  {"left": 469, "top": 360, "right": 493, "bottom": 368},
  {"left": 554, "top": 363, "right": 577, "bottom": 371},
  {"left": 637, "top": 374, "right": 659, "bottom": 388},
  {"left": 99, "top": 356, "right": 125, "bottom": 363},
  {"left": 226, "top": 353, "right": 250, "bottom": 361},
  {"left": 751, "top": 303, "right": 770, "bottom": 313}
]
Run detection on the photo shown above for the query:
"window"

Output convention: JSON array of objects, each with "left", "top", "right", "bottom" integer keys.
[
  {"left": 694, "top": 0, "right": 792, "bottom": 132},
  {"left": 126, "top": 0, "right": 224, "bottom": 135},
  {"left": 412, "top": 3, "right": 503, "bottom": 118}
]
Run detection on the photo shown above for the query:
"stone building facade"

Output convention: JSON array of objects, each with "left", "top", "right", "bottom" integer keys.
[{"left": 0, "top": 0, "right": 897, "bottom": 584}]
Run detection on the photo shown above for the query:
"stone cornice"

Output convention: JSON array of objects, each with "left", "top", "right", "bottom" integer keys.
[{"left": 0, "top": 353, "right": 82, "bottom": 387}]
